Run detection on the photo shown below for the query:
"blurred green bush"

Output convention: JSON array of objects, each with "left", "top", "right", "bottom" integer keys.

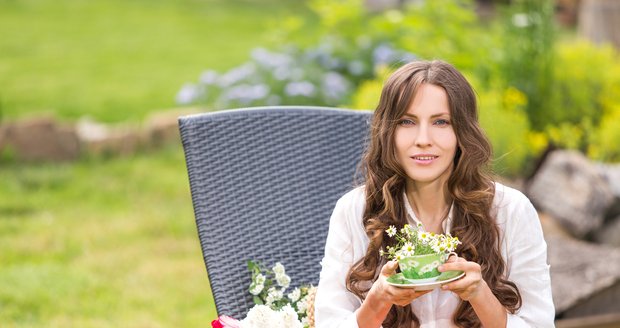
[{"left": 179, "top": 0, "right": 620, "bottom": 176}]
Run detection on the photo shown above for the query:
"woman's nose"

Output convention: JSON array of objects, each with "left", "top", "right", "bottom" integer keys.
[{"left": 415, "top": 125, "right": 432, "bottom": 147}]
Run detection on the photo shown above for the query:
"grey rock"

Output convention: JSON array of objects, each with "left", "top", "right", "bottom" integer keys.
[
  {"left": 145, "top": 111, "right": 182, "bottom": 148},
  {"left": 597, "top": 163, "right": 620, "bottom": 198},
  {"left": 81, "top": 129, "right": 143, "bottom": 157},
  {"left": 527, "top": 150, "right": 614, "bottom": 238},
  {"left": 597, "top": 163, "right": 620, "bottom": 220},
  {"left": 2, "top": 117, "right": 79, "bottom": 162},
  {"left": 546, "top": 230, "right": 620, "bottom": 313},
  {"left": 593, "top": 214, "right": 620, "bottom": 247}
]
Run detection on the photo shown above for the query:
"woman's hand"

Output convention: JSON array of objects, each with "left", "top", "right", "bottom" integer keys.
[
  {"left": 438, "top": 256, "right": 508, "bottom": 328},
  {"left": 438, "top": 255, "right": 486, "bottom": 301},
  {"left": 357, "top": 261, "right": 431, "bottom": 328},
  {"left": 368, "top": 260, "right": 431, "bottom": 307}
]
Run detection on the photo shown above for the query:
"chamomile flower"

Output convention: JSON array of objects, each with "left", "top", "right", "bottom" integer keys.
[
  {"left": 402, "top": 242, "right": 415, "bottom": 256},
  {"left": 381, "top": 221, "right": 461, "bottom": 261},
  {"left": 386, "top": 225, "right": 397, "bottom": 237},
  {"left": 418, "top": 230, "right": 431, "bottom": 243}
]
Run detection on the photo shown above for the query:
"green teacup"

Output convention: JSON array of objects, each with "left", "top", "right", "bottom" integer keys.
[{"left": 398, "top": 252, "right": 457, "bottom": 281}]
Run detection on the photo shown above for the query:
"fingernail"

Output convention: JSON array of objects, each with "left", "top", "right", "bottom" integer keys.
[{"left": 438, "top": 265, "right": 444, "bottom": 271}]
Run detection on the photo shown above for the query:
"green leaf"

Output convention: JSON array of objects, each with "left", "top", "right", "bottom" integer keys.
[{"left": 253, "top": 296, "right": 263, "bottom": 305}]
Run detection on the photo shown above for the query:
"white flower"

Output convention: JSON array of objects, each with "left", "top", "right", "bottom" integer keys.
[
  {"left": 272, "top": 262, "right": 286, "bottom": 276},
  {"left": 266, "top": 287, "right": 284, "bottom": 304},
  {"left": 322, "top": 72, "right": 349, "bottom": 100},
  {"left": 512, "top": 13, "right": 530, "bottom": 28},
  {"left": 347, "top": 60, "right": 365, "bottom": 76},
  {"left": 395, "top": 251, "right": 404, "bottom": 261},
  {"left": 175, "top": 83, "right": 200, "bottom": 105},
  {"left": 401, "top": 242, "right": 415, "bottom": 257},
  {"left": 249, "top": 283, "right": 264, "bottom": 296},
  {"left": 255, "top": 273, "right": 266, "bottom": 285},
  {"left": 386, "top": 225, "right": 397, "bottom": 237},
  {"left": 240, "top": 304, "right": 303, "bottom": 328},
  {"left": 218, "top": 63, "right": 256, "bottom": 87},
  {"left": 280, "top": 304, "right": 303, "bottom": 328},
  {"left": 288, "top": 288, "right": 301, "bottom": 302},
  {"left": 276, "top": 273, "right": 291, "bottom": 289},
  {"left": 284, "top": 81, "right": 316, "bottom": 97},
  {"left": 419, "top": 264, "right": 434, "bottom": 274},
  {"left": 418, "top": 230, "right": 431, "bottom": 243},
  {"left": 199, "top": 70, "right": 219, "bottom": 84},
  {"left": 404, "top": 224, "right": 415, "bottom": 237},
  {"left": 296, "top": 296, "right": 308, "bottom": 314},
  {"left": 240, "top": 304, "right": 277, "bottom": 328},
  {"left": 373, "top": 43, "right": 397, "bottom": 65},
  {"left": 221, "top": 84, "right": 270, "bottom": 105}
]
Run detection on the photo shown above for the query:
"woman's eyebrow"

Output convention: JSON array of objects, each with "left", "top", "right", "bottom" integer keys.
[{"left": 401, "top": 112, "right": 451, "bottom": 118}]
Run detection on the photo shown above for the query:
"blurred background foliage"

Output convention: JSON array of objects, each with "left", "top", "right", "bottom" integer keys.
[
  {"left": 179, "top": 0, "right": 620, "bottom": 176},
  {"left": 1, "top": 0, "right": 620, "bottom": 326}
]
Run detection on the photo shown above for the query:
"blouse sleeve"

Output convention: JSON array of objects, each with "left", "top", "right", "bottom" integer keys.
[
  {"left": 503, "top": 192, "right": 555, "bottom": 327},
  {"left": 314, "top": 192, "right": 363, "bottom": 328}
]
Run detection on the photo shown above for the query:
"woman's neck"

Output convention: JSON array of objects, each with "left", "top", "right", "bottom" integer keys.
[{"left": 405, "top": 180, "right": 451, "bottom": 234}]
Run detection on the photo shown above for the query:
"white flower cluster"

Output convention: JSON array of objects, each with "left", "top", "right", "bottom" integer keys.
[
  {"left": 240, "top": 304, "right": 303, "bottom": 328},
  {"left": 245, "top": 261, "right": 316, "bottom": 328},
  {"left": 380, "top": 223, "right": 461, "bottom": 260},
  {"left": 249, "top": 262, "right": 291, "bottom": 307}
]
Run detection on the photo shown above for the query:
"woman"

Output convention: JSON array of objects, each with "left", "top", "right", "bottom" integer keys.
[{"left": 315, "top": 60, "right": 554, "bottom": 327}]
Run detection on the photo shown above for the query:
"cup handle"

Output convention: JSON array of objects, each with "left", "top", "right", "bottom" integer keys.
[{"left": 446, "top": 252, "right": 458, "bottom": 261}]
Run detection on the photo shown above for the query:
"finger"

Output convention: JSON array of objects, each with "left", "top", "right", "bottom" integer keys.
[
  {"left": 381, "top": 260, "right": 399, "bottom": 276},
  {"left": 438, "top": 261, "right": 464, "bottom": 272},
  {"left": 439, "top": 258, "right": 475, "bottom": 272},
  {"left": 445, "top": 256, "right": 458, "bottom": 264},
  {"left": 441, "top": 276, "right": 472, "bottom": 291},
  {"left": 445, "top": 255, "right": 465, "bottom": 263},
  {"left": 392, "top": 289, "right": 431, "bottom": 305},
  {"left": 415, "top": 289, "right": 432, "bottom": 297}
]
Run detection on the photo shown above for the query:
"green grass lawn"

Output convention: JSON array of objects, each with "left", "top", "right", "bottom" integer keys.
[
  {"left": 0, "top": 146, "right": 216, "bottom": 326},
  {"left": 0, "top": 0, "right": 313, "bottom": 123},
  {"left": 0, "top": 1, "right": 317, "bottom": 325}
]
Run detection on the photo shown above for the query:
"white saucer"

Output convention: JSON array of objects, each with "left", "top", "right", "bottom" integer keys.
[{"left": 386, "top": 271, "right": 465, "bottom": 290}]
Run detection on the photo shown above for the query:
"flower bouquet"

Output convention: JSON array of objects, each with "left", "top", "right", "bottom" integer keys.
[
  {"left": 381, "top": 223, "right": 461, "bottom": 283},
  {"left": 211, "top": 261, "right": 317, "bottom": 328}
]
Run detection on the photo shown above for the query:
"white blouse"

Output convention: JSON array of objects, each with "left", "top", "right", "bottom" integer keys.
[{"left": 315, "top": 183, "right": 555, "bottom": 328}]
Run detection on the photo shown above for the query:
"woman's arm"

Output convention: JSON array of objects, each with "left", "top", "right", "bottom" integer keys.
[
  {"left": 439, "top": 258, "right": 507, "bottom": 328},
  {"left": 501, "top": 192, "right": 555, "bottom": 327},
  {"left": 356, "top": 261, "right": 431, "bottom": 328},
  {"left": 438, "top": 188, "right": 555, "bottom": 327}
]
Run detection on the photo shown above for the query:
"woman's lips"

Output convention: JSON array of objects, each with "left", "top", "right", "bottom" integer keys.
[{"left": 411, "top": 155, "right": 438, "bottom": 165}]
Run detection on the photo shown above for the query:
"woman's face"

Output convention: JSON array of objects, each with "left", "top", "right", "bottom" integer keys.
[{"left": 394, "top": 83, "right": 457, "bottom": 188}]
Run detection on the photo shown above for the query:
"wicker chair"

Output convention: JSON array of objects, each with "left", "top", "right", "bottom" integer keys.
[{"left": 178, "top": 106, "right": 372, "bottom": 319}]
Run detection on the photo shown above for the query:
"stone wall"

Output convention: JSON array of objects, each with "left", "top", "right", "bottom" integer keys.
[{"left": 0, "top": 108, "right": 199, "bottom": 162}]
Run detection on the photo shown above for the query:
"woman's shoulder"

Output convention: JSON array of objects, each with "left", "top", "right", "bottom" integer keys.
[
  {"left": 492, "top": 181, "right": 531, "bottom": 208},
  {"left": 336, "top": 185, "right": 366, "bottom": 209},
  {"left": 492, "top": 181, "right": 539, "bottom": 228},
  {"left": 332, "top": 185, "right": 367, "bottom": 217}
]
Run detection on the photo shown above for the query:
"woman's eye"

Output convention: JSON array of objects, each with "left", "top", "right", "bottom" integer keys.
[
  {"left": 434, "top": 119, "right": 450, "bottom": 126},
  {"left": 399, "top": 119, "right": 415, "bottom": 126}
]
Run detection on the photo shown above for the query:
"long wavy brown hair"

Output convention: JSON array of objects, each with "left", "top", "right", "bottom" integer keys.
[{"left": 347, "top": 60, "right": 522, "bottom": 327}]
